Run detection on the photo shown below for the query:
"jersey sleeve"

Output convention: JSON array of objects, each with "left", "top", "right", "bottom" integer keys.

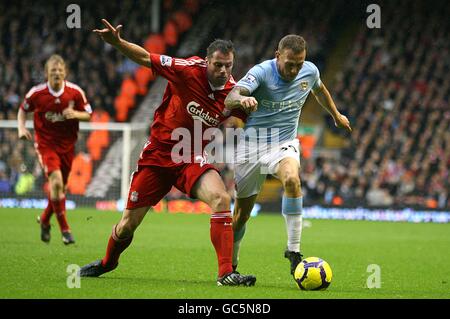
[
  {"left": 74, "top": 87, "right": 92, "bottom": 114},
  {"left": 235, "top": 64, "right": 265, "bottom": 94},
  {"left": 150, "top": 53, "right": 192, "bottom": 83},
  {"left": 311, "top": 63, "right": 322, "bottom": 91},
  {"left": 20, "top": 89, "right": 36, "bottom": 112}
]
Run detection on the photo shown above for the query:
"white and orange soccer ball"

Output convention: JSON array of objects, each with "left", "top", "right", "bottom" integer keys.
[{"left": 294, "top": 257, "right": 333, "bottom": 290}]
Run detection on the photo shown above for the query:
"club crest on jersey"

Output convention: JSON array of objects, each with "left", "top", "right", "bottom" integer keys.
[
  {"left": 160, "top": 55, "right": 173, "bottom": 67},
  {"left": 130, "top": 191, "right": 139, "bottom": 202},
  {"left": 300, "top": 81, "right": 308, "bottom": 91},
  {"left": 55, "top": 98, "right": 61, "bottom": 104},
  {"left": 195, "top": 154, "right": 207, "bottom": 167},
  {"left": 242, "top": 74, "right": 256, "bottom": 84},
  {"left": 186, "top": 101, "right": 220, "bottom": 127}
]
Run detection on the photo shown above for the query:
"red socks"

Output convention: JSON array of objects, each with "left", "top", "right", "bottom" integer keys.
[
  {"left": 51, "top": 198, "right": 70, "bottom": 233},
  {"left": 210, "top": 211, "right": 233, "bottom": 277},
  {"left": 94, "top": 212, "right": 233, "bottom": 277},
  {"left": 40, "top": 196, "right": 53, "bottom": 226},
  {"left": 42, "top": 197, "right": 69, "bottom": 233},
  {"left": 100, "top": 213, "right": 234, "bottom": 276},
  {"left": 101, "top": 225, "right": 133, "bottom": 269}
]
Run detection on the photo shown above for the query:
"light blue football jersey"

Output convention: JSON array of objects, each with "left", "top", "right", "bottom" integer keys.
[{"left": 236, "top": 59, "right": 322, "bottom": 143}]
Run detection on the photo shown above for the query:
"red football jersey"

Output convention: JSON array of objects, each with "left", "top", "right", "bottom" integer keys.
[
  {"left": 144, "top": 54, "right": 246, "bottom": 162},
  {"left": 20, "top": 81, "right": 92, "bottom": 153}
]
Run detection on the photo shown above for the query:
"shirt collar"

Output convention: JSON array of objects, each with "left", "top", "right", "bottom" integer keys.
[
  {"left": 47, "top": 81, "right": 65, "bottom": 97},
  {"left": 208, "top": 81, "right": 225, "bottom": 91}
]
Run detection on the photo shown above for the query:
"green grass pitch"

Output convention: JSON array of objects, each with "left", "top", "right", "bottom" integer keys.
[{"left": 0, "top": 207, "right": 449, "bottom": 299}]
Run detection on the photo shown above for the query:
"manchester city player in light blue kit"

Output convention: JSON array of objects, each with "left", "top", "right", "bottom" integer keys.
[{"left": 225, "top": 35, "right": 352, "bottom": 276}]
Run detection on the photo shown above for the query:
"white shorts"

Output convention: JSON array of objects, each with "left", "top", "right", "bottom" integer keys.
[{"left": 234, "top": 139, "right": 301, "bottom": 199}]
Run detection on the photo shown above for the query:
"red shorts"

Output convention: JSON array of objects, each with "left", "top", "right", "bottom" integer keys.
[
  {"left": 35, "top": 145, "right": 74, "bottom": 184},
  {"left": 126, "top": 161, "right": 218, "bottom": 210}
]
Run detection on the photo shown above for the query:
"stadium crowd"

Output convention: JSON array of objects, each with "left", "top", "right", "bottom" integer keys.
[
  {"left": 302, "top": 0, "right": 449, "bottom": 209},
  {"left": 0, "top": 0, "right": 448, "bottom": 210},
  {"left": 214, "top": 0, "right": 341, "bottom": 80}
]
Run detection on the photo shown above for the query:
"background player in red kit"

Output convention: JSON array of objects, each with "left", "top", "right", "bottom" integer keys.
[
  {"left": 79, "top": 19, "right": 256, "bottom": 286},
  {"left": 17, "top": 54, "right": 92, "bottom": 245}
]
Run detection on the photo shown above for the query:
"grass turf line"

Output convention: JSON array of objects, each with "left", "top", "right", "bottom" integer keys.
[{"left": 0, "top": 208, "right": 449, "bottom": 298}]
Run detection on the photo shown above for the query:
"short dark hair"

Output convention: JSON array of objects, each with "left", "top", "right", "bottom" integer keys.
[
  {"left": 278, "top": 35, "right": 307, "bottom": 54},
  {"left": 206, "top": 39, "right": 235, "bottom": 58}
]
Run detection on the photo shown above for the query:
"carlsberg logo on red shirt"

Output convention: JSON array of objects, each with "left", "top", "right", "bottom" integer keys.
[
  {"left": 45, "top": 111, "right": 65, "bottom": 122},
  {"left": 186, "top": 101, "right": 220, "bottom": 127}
]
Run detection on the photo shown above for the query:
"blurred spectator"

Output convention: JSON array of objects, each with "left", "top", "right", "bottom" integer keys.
[
  {"left": 0, "top": 159, "right": 11, "bottom": 193},
  {"left": 14, "top": 164, "right": 35, "bottom": 195},
  {"left": 366, "top": 180, "right": 393, "bottom": 207}
]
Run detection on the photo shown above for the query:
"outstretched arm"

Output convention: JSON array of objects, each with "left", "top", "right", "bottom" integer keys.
[
  {"left": 93, "top": 19, "right": 151, "bottom": 68},
  {"left": 224, "top": 86, "right": 258, "bottom": 113},
  {"left": 312, "top": 83, "right": 352, "bottom": 132}
]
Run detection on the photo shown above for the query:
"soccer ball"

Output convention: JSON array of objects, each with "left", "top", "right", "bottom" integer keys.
[{"left": 294, "top": 257, "right": 333, "bottom": 290}]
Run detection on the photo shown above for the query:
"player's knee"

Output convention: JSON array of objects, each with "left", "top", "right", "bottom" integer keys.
[
  {"left": 50, "top": 179, "right": 64, "bottom": 193},
  {"left": 117, "top": 217, "right": 140, "bottom": 237},
  {"left": 210, "top": 191, "right": 231, "bottom": 211},
  {"left": 283, "top": 175, "right": 301, "bottom": 195},
  {"left": 236, "top": 211, "right": 251, "bottom": 225}
]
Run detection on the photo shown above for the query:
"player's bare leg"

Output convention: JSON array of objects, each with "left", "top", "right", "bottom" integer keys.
[
  {"left": 115, "top": 206, "right": 149, "bottom": 238},
  {"left": 46, "top": 170, "right": 74, "bottom": 244},
  {"left": 231, "top": 194, "right": 257, "bottom": 271},
  {"left": 277, "top": 157, "right": 304, "bottom": 275},
  {"left": 192, "top": 169, "right": 256, "bottom": 286},
  {"left": 79, "top": 206, "right": 149, "bottom": 277},
  {"left": 48, "top": 170, "right": 65, "bottom": 200}
]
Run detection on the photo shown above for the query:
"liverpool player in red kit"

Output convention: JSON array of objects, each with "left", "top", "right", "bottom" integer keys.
[
  {"left": 18, "top": 54, "right": 92, "bottom": 245},
  {"left": 79, "top": 19, "right": 256, "bottom": 286}
]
